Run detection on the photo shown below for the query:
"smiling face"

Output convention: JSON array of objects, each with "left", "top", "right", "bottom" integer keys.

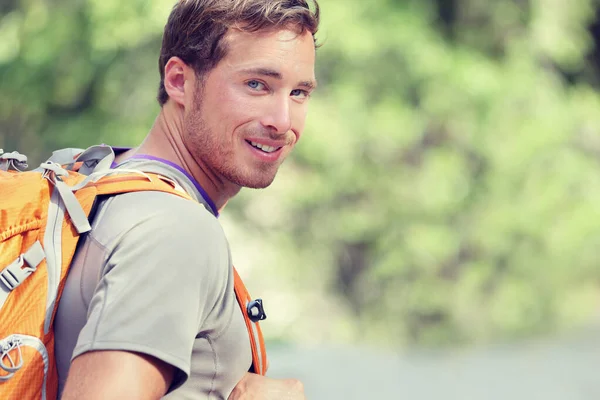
[{"left": 182, "top": 27, "right": 316, "bottom": 189}]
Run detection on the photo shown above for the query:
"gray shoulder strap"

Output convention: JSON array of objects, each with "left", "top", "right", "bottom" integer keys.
[
  {"left": 73, "top": 145, "right": 115, "bottom": 175},
  {"left": 46, "top": 148, "right": 85, "bottom": 166}
]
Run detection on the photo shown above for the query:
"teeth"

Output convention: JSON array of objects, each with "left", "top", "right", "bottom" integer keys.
[{"left": 250, "top": 141, "right": 277, "bottom": 153}]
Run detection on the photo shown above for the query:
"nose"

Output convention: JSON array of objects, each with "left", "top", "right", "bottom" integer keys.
[{"left": 260, "top": 95, "right": 292, "bottom": 135}]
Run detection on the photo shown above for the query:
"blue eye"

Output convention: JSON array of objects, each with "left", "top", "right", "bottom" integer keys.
[
  {"left": 291, "top": 89, "right": 308, "bottom": 98},
  {"left": 247, "top": 80, "right": 264, "bottom": 90}
]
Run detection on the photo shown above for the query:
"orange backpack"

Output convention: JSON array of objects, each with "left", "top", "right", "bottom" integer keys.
[{"left": 0, "top": 146, "right": 267, "bottom": 400}]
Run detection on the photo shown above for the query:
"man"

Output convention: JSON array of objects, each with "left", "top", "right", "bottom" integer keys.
[{"left": 53, "top": 0, "right": 320, "bottom": 398}]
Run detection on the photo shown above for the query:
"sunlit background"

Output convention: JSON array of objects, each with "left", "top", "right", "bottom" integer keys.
[{"left": 2, "top": 0, "right": 600, "bottom": 398}]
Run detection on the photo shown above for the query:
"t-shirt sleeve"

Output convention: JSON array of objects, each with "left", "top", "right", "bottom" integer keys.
[{"left": 71, "top": 202, "right": 229, "bottom": 389}]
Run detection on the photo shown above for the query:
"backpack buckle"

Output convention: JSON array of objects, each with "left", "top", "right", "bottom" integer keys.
[
  {"left": 0, "top": 257, "right": 33, "bottom": 291},
  {"left": 0, "top": 242, "right": 45, "bottom": 292},
  {"left": 247, "top": 299, "right": 267, "bottom": 323}
]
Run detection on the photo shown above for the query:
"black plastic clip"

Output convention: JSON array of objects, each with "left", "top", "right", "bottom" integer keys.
[{"left": 247, "top": 299, "right": 267, "bottom": 323}]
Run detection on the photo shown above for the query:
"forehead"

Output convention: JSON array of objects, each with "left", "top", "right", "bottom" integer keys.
[{"left": 219, "top": 27, "right": 316, "bottom": 79}]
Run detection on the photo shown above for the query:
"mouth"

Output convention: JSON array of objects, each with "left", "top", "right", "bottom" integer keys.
[
  {"left": 244, "top": 139, "right": 287, "bottom": 163},
  {"left": 246, "top": 140, "right": 283, "bottom": 154}
]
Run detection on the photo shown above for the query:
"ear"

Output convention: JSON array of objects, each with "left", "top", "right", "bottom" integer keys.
[{"left": 163, "top": 57, "right": 195, "bottom": 107}]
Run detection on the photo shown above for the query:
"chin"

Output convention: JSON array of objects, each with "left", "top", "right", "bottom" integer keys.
[
  {"left": 241, "top": 177, "right": 277, "bottom": 189},
  {"left": 229, "top": 172, "right": 277, "bottom": 189},
  {"left": 223, "top": 163, "right": 280, "bottom": 189}
]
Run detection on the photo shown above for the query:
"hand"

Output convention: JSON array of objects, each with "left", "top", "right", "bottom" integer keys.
[{"left": 228, "top": 373, "right": 306, "bottom": 400}]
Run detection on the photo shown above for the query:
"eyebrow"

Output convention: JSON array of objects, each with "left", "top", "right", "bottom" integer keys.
[{"left": 240, "top": 67, "right": 317, "bottom": 90}]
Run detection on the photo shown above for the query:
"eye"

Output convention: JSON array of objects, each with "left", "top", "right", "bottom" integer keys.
[
  {"left": 291, "top": 89, "right": 309, "bottom": 98},
  {"left": 247, "top": 80, "right": 266, "bottom": 90}
]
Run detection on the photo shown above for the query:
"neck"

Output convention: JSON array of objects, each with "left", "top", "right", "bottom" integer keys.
[{"left": 115, "top": 102, "right": 241, "bottom": 211}]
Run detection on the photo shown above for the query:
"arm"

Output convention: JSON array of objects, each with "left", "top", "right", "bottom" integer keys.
[
  {"left": 61, "top": 350, "right": 175, "bottom": 400},
  {"left": 228, "top": 373, "right": 306, "bottom": 400},
  {"left": 60, "top": 195, "right": 231, "bottom": 397}
]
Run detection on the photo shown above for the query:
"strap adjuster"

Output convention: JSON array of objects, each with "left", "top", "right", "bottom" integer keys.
[
  {"left": 247, "top": 299, "right": 267, "bottom": 323},
  {"left": 0, "top": 150, "right": 28, "bottom": 172},
  {"left": 39, "top": 161, "right": 69, "bottom": 179},
  {"left": 0, "top": 242, "right": 46, "bottom": 292},
  {"left": 0, "top": 257, "right": 34, "bottom": 291}
]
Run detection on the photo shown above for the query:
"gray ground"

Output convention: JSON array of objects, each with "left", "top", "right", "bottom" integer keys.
[{"left": 267, "top": 325, "right": 600, "bottom": 399}]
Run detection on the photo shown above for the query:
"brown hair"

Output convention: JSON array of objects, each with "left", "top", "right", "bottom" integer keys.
[{"left": 157, "top": 0, "right": 320, "bottom": 106}]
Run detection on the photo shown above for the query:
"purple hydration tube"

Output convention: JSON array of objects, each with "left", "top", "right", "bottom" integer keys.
[{"left": 110, "top": 147, "right": 219, "bottom": 217}]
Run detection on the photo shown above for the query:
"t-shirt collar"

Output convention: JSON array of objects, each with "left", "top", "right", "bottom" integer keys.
[{"left": 111, "top": 148, "right": 219, "bottom": 217}]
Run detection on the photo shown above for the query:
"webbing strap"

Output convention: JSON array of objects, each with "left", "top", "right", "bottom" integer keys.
[
  {"left": 233, "top": 268, "right": 268, "bottom": 376},
  {"left": 56, "top": 169, "right": 157, "bottom": 233},
  {"left": 0, "top": 241, "right": 46, "bottom": 312},
  {"left": 53, "top": 180, "right": 92, "bottom": 234},
  {"left": 39, "top": 162, "right": 92, "bottom": 234}
]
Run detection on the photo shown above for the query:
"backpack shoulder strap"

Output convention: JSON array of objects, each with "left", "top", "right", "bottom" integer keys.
[
  {"left": 233, "top": 268, "right": 268, "bottom": 376},
  {"left": 91, "top": 173, "right": 190, "bottom": 198}
]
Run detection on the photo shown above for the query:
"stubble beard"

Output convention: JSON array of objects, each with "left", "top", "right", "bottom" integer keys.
[{"left": 184, "top": 100, "right": 281, "bottom": 190}]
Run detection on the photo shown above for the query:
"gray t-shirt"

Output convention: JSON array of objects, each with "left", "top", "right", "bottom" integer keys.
[{"left": 54, "top": 159, "right": 252, "bottom": 399}]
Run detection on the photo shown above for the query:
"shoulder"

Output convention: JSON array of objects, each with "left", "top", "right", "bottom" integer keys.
[
  {"left": 93, "top": 190, "right": 225, "bottom": 246},
  {"left": 60, "top": 194, "right": 232, "bottom": 391},
  {"left": 87, "top": 190, "right": 230, "bottom": 286}
]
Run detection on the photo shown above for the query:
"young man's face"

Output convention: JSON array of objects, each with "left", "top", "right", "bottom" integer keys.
[{"left": 183, "top": 27, "right": 316, "bottom": 189}]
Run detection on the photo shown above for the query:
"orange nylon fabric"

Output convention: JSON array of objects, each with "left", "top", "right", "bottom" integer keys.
[
  {"left": 0, "top": 170, "right": 55, "bottom": 400},
  {"left": 0, "top": 169, "right": 267, "bottom": 399},
  {"left": 93, "top": 174, "right": 192, "bottom": 198}
]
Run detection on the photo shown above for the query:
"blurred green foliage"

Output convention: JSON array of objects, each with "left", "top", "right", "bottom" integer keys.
[{"left": 2, "top": 0, "right": 600, "bottom": 348}]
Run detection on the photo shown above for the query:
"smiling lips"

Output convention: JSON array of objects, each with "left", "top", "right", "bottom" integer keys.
[
  {"left": 248, "top": 140, "right": 280, "bottom": 153},
  {"left": 244, "top": 139, "right": 288, "bottom": 162}
]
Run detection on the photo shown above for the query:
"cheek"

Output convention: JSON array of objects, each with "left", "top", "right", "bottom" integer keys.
[
  {"left": 200, "top": 97, "right": 242, "bottom": 136},
  {"left": 215, "top": 89, "right": 255, "bottom": 128},
  {"left": 291, "top": 105, "right": 309, "bottom": 141}
]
